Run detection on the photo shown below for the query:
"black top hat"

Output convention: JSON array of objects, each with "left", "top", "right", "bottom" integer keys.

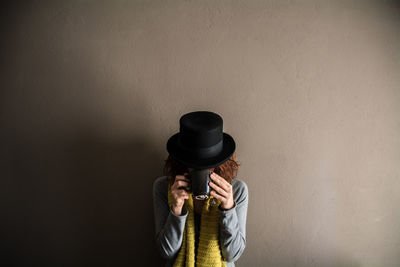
[{"left": 166, "top": 111, "right": 236, "bottom": 169}]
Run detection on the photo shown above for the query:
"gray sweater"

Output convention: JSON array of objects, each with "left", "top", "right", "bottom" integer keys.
[{"left": 152, "top": 175, "right": 248, "bottom": 266}]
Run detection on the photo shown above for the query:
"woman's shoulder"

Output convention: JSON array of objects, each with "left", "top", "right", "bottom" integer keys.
[
  {"left": 231, "top": 178, "right": 249, "bottom": 200},
  {"left": 231, "top": 177, "right": 248, "bottom": 189},
  {"left": 153, "top": 175, "right": 169, "bottom": 193}
]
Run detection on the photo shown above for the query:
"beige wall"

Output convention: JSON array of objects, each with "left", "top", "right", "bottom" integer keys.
[{"left": 1, "top": 1, "right": 400, "bottom": 266}]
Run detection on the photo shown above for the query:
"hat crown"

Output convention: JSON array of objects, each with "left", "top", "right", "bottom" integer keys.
[
  {"left": 179, "top": 111, "right": 223, "bottom": 149},
  {"left": 180, "top": 111, "right": 222, "bottom": 132},
  {"left": 166, "top": 110, "right": 235, "bottom": 169}
]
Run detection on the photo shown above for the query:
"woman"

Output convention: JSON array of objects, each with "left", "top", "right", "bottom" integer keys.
[{"left": 153, "top": 111, "right": 249, "bottom": 267}]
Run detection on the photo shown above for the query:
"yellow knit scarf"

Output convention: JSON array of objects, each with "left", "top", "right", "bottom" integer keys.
[{"left": 167, "top": 176, "right": 227, "bottom": 267}]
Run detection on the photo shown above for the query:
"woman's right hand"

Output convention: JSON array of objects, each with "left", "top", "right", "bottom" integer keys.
[{"left": 171, "top": 172, "right": 191, "bottom": 215}]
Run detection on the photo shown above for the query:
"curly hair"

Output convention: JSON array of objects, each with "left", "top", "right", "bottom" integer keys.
[{"left": 163, "top": 152, "right": 240, "bottom": 184}]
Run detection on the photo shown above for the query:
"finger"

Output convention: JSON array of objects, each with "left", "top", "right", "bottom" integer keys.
[
  {"left": 175, "top": 178, "right": 191, "bottom": 186},
  {"left": 175, "top": 180, "right": 190, "bottom": 187},
  {"left": 173, "top": 189, "right": 188, "bottom": 197},
  {"left": 177, "top": 186, "right": 191, "bottom": 192},
  {"left": 174, "top": 180, "right": 190, "bottom": 189},
  {"left": 172, "top": 186, "right": 190, "bottom": 193},
  {"left": 177, "top": 190, "right": 189, "bottom": 198},
  {"left": 173, "top": 180, "right": 191, "bottom": 191},
  {"left": 173, "top": 185, "right": 191, "bottom": 192},
  {"left": 210, "top": 190, "right": 226, "bottom": 202},
  {"left": 209, "top": 181, "right": 228, "bottom": 198},
  {"left": 173, "top": 179, "right": 190, "bottom": 188},
  {"left": 176, "top": 175, "right": 190, "bottom": 181},
  {"left": 210, "top": 173, "right": 231, "bottom": 193}
]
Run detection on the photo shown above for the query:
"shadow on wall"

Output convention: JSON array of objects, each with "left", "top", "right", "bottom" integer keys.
[
  {"left": 63, "top": 132, "right": 165, "bottom": 266},
  {"left": 1, "top": 64, "right": 166, "bottom": 266},
  {"left": 3, "top": 132, "right": 166, "bottom": 266},
  {"left": 0, "top": 4, "right": 165, "bottom": 267}
]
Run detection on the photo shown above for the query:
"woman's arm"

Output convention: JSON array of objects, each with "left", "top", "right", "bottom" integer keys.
[
  {"left": 153, "top": 176, "right": 188, "bottom": 260},
  {"left": 218, "top": 179, "right": 249, "bottom": 262}
]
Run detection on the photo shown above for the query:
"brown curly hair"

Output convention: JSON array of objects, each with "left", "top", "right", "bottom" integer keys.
[{"left": 163, "top": 152, "right": 240, "bottom": 184}]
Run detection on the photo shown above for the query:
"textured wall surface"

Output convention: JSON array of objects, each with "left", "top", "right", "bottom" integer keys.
[{"left": 1, "top": 1, "right": 400, "bottom": 266}]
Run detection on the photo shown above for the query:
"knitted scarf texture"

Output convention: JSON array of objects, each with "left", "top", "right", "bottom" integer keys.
[{"left": 167, "top": 177, "right": 227, "bottom": 267}]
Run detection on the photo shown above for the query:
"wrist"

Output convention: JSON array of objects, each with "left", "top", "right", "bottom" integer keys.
[
  {"left": 171, "top": 204, "right": 183, "bottom": 215},
  {"left": 219, "top": 201, "right": 235, "bottom": 211}
]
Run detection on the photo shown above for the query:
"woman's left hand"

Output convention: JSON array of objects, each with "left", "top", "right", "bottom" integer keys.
[{"left": 209, "top": 172, "right": 235, "bottom": 210}]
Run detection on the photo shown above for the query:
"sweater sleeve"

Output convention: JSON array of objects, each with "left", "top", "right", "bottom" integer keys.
[
  {"left": 153, "top": 176, "right": 188, "bottom": 260},
  {"left": 218, "top": 179, "right": 249, "bottom": 262}
]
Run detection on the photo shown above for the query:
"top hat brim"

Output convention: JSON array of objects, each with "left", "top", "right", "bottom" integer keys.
[{"left": 166, "top": 132, "right": 236, "bottom": 169}]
